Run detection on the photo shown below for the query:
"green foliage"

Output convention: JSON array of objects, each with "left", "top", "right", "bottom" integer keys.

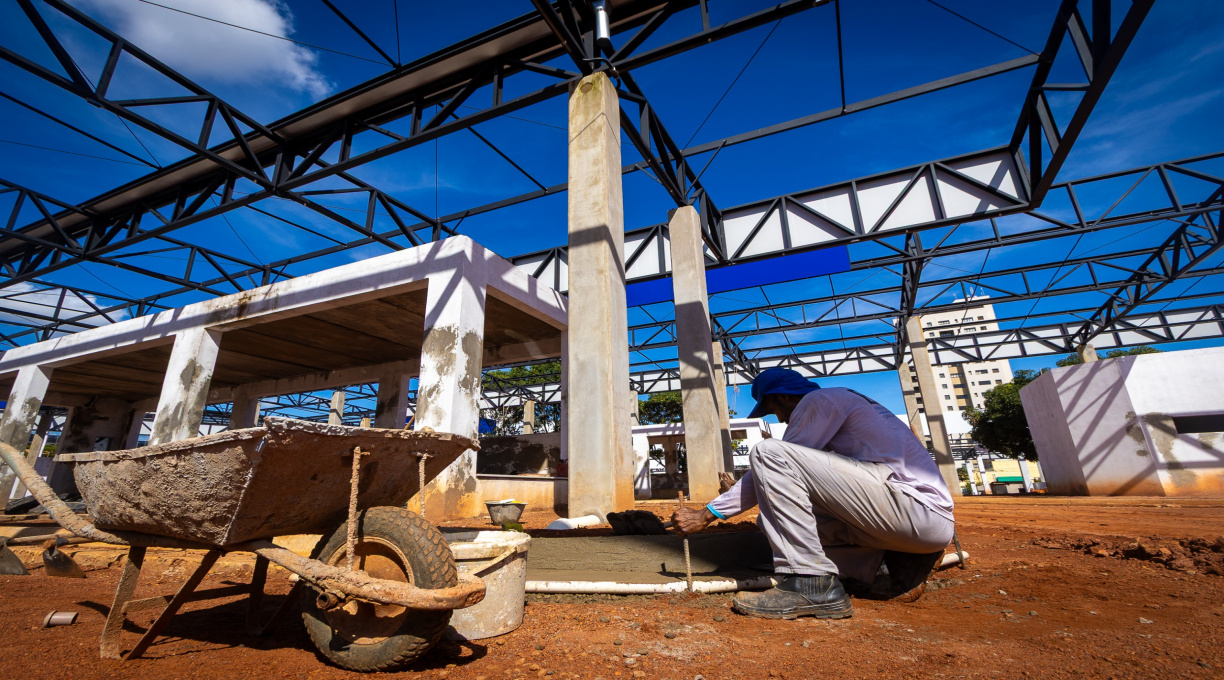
[
  {"left": 1055, "top": 345, "right": 1161, "bottom": 367},
  {"left": 962, "top": 369, "right": 1047, "bottom": 460},
  {"left": 481, "top": 361, "right": 561, "bottom": 435},
  {"left": 638, "top": 391, "right": 684, "bottom": 425}
]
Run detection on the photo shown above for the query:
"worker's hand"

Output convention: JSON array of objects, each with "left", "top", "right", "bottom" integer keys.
[{"left": 672, "top": 506, "right": 715, "bottom": 536}]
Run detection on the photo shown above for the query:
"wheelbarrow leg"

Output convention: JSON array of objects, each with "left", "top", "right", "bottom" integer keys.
[
  {"left": 244, "top": 555, "right": 302, "bottom": 637},
  {"left": 124, "top": 549, "right": 221, "bottom": 661},
  {"left": 101, "top": 547, "right": 146, "bottom": 659}
]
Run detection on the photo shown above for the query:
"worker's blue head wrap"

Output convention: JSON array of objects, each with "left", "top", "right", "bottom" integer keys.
[{"left": 746, "top": 367, "right": 821, "bottom": 419}]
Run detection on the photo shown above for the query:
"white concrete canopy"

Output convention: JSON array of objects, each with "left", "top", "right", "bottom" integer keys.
[{"left": 0, "top": 236, "right": 568, "bottom": 517}]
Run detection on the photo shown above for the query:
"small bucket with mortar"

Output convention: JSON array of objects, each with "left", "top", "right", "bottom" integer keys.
[
  {"left": 485, "top": 499, "right": 526, "bottom": 526},
  {"left": 442, "top": 530, "right": 532, "bottom": 640}
]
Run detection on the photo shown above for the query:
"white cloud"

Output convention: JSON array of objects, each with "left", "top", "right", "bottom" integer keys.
[
  {"left": 0, "top": 282, "right": 130, "bottom": 337},
  {"left": 73, "top": 0, "right": 331, "bottom": 98}
]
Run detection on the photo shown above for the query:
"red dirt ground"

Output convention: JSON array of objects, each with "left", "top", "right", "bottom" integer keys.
[{"left": 2, "top": 496, "right": 1222, "bottom": 680}]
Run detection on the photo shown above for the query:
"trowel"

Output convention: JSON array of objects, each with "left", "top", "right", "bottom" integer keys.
[
  {"left": 0, "top": 538, "right": 29, "bottom": 576},
  {"left": 41, "top": 537, "right": 85, "bottom": 578}
]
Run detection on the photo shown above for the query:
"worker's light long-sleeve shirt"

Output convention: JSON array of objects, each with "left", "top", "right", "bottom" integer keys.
[{"left": 707, "top": 387, "right": 955, "bottom": 520}]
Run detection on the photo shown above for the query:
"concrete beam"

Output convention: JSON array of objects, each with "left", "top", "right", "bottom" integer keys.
[
  {"left": 564, "top": 72, "right": 634, "bottom": 519},
  {"left": 413, "top": 262, "right": 487, "bottom": 518},
  {"left": 1077, "top": 343, "right": 1099, "bottom": 363},
  {"left": 670, "top": 206, "right": 723, "bottom": 502},
  {"left": 0, "top": 365, "right": 51, "bottom": 498},
  {"left": 148, "top": 328, "right": 221, "bottom": 445},
  {"left": 905, "top": 317, "right": 961, "bottom": 496}
]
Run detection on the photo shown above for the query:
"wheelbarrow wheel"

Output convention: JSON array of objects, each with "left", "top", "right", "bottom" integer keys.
[{"left": 302, "top": 506, "right": 456, "bottom": 672}]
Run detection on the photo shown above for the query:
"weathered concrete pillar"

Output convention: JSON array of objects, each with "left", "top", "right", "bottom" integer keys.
[
  {"left": 374, "top": 373, "right": 411, "bottom": 429},
  {"left": 0, "top": 365, "right": 52, "bottom": 498},
  {"left": 360, "top": 416, "right": 371, "bottom": 428},
  {"left": 414, "top": 267, "right": 487, "bottom": 519},
  {"left": 149, "top": 328, "right": 221, "bottom": 446},
  {"left": 328, "top": 390, "right": 346, "bottom": 426},
  {"left": 59, "top": 397, "right": 136, "bottom": 454},
  {"left": 964, "top": 460, "right": 979, "bottom": 495},
  {"left": 1018, "top": 455, "right": 1034, "bottom": 492},
  {"left": 904, "top": 317, "right": 961, "bottom": 496},
  {"left": 898, "top": 365, "right": 926, "bottom": 441},
  {"left": 565, "top": 71, "right": 633, "bottom": 519},
  {"left": 1076, "top": 343, "right": 1099, "bottom": 363},
  {"left": 711, "top": 341, "right": 735, "bottom": 473},
  {"left": 670, "top": 205, "right": 723, "bottom": 502},
  {"left": 124, "top": 412, "right": 146, "bottom": 448},
  {"left": 523, "top": 399, "right": 536, "bottom": 434},
  {"left": 229, "top": 385, "right": 260, "bottom": 429}
]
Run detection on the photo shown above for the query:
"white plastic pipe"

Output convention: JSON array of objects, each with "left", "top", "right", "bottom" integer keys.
[
  {"left": 543, "top": 515, "right": 602, "bottom": 530},
  {"left": 939, "top": 551, "right": 968, "bottom": 569},
  {"left": 526, "top": 575, "right": 778, "bottom": 595}
]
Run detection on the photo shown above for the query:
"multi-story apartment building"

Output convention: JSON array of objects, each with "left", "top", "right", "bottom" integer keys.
[{"left": 900, "top": 297, "right": 1014, "bottom": 448}]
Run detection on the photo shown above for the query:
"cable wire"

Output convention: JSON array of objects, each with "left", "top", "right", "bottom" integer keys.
[{"left": 683, "top": 19, "right": 782, "bottom": 148}]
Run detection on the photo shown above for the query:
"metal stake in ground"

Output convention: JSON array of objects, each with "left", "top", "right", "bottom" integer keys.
[{"left": 678, "top": 491, "right": 693, "bottom": 593}]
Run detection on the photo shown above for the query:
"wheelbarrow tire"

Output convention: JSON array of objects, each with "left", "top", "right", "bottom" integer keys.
[{"left": 302, "top": 506, "right": 457, "bottom": 672}]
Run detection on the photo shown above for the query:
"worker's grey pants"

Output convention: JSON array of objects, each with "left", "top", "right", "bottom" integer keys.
[{"left": 750, "top": 439, "right": 954, "bottom": 583}]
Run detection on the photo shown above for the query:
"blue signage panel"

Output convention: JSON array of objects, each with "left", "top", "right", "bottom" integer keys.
[{"left": 624, "top": 245, "right": 851, "bottom": 307}]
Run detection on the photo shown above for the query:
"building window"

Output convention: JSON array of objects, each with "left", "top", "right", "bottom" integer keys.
[
  {"left": 992, "top": 368, "right": 1000, "bottom": 373},
  {"left": 941, "top": 383, "right": 947, "bottom": 388},
  {"left": 928, "top": 332, "right": 935, "bottom": 337},
  {"left": 996, "top": 379, "right": 1002, "bottom": 384},
  {"left": 938, "top": 320, "right": 950, "bottom": 325},
  {"left": 944, "top": 395, "right": 951, "bottom": 400},
  {"left": 938, "top": 373, "right": 945, "bottom": 378},
  {"left": 939, "top": 330, "right": 954, "bottom": 337},
  {"left": 976, "top": 369, "right": 988, "bottom": 374},
  {"left": 925, "top": 322, "right": 933, "bottom": 327},
  {"left": 977, "top": 316, "right": 984, "bottom": 320},
  {"left": 979, "top": 380, "right": 991, "bottom": 385},
  {"left": 947, "top": 406, "right": 954, "bottom": 411}
]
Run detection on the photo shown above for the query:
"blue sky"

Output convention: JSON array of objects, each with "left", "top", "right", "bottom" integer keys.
[{"left": 2, "top": 0, "right": 1223, "bottom": 417}]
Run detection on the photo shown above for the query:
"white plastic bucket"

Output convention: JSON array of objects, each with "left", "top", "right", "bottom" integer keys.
[{"left": 442, "top": 529, "right": 532, "bottom": 640}]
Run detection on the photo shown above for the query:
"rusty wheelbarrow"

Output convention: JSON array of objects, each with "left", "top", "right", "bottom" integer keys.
[{"left": 0, "top": 416, "right": 482, "bottom": 672}]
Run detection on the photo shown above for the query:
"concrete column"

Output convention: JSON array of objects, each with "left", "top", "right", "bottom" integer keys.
[
  {"left": 898, "top": 365, "right": 926, "bottom": 441},
  {"left": 414, "top": 268, "right": 487, "bottom": 519},
  {"left": 374, "top": 373, "right": 411, "bottom": 429},
  {"left": 711, "top": 341, "right": 735, "bottom": 473},
  {"left": 565, "top": 71, "right": 633, "bottom": 519},
  {"left": 1018, "top": 455, "right": 1034, "bottom": 492},
  {"left": 0, "top": 365, "right": 52, "bottom": 499},
  {"left": 904, "top": 317, "right": 961, "bottom": 496},
  {"left": 229, "top": 385, "right": 260, "bottom": 429},
  {"left": 149, "top": 328, "right": 221, "bottom": 445},
  {"left": 964, "top": 460, "right": 979, "bottom": 495},
  {"left": 1077, "top": 343, "right": 1099, "bottom": 363},
  {"left": 669, "top": 205, "right": 723, "bottom": 502},
  {"left": 328, "top": 390, "right": 346, "bottom": 426},
  {"left": 359, "top": 416, "right": 371, "bottom": 428},
  {"left": 59, "top": 397, "right": 136, "bottom": 454},
  {"left": 124, "top": 412, "right": 146, "bottom": 448},
  {"left": 523, "top": 399, "right": 536, "bottom": 434}
]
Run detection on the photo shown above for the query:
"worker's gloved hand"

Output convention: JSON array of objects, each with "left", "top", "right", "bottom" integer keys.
[{"left": 671, "top": 506, "right": 715, "bottom": 536}]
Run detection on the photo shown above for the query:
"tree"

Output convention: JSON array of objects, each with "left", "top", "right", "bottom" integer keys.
[
  {"left": 1055, "top": 344, "right": 1161, "bottom": 367},
  {"left": 638, "top": 391, "right": 684, "bottom": 425},
  {"left": 962, "top": 369, "right": 1046, "bottom": 460},
  {"left": 480, "top": 361, "right": 561, "bottom": 435}
]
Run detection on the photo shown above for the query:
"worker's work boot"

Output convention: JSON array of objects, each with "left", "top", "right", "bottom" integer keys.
[
  {"left": 732, "top": 575, "right": 853, "bottom": 620},
  {"left": 883, "top": 549, "right": 945, "bottom": 602}
]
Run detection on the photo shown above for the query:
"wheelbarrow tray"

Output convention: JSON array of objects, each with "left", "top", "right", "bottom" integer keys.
[{"left": 55, "top": 417, "right": 478, "bottom": 547}]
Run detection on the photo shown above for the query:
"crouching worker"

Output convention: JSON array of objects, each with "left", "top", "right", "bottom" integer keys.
[{"left": 671, "top": 368, "right": 955, "bottom": 620}]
